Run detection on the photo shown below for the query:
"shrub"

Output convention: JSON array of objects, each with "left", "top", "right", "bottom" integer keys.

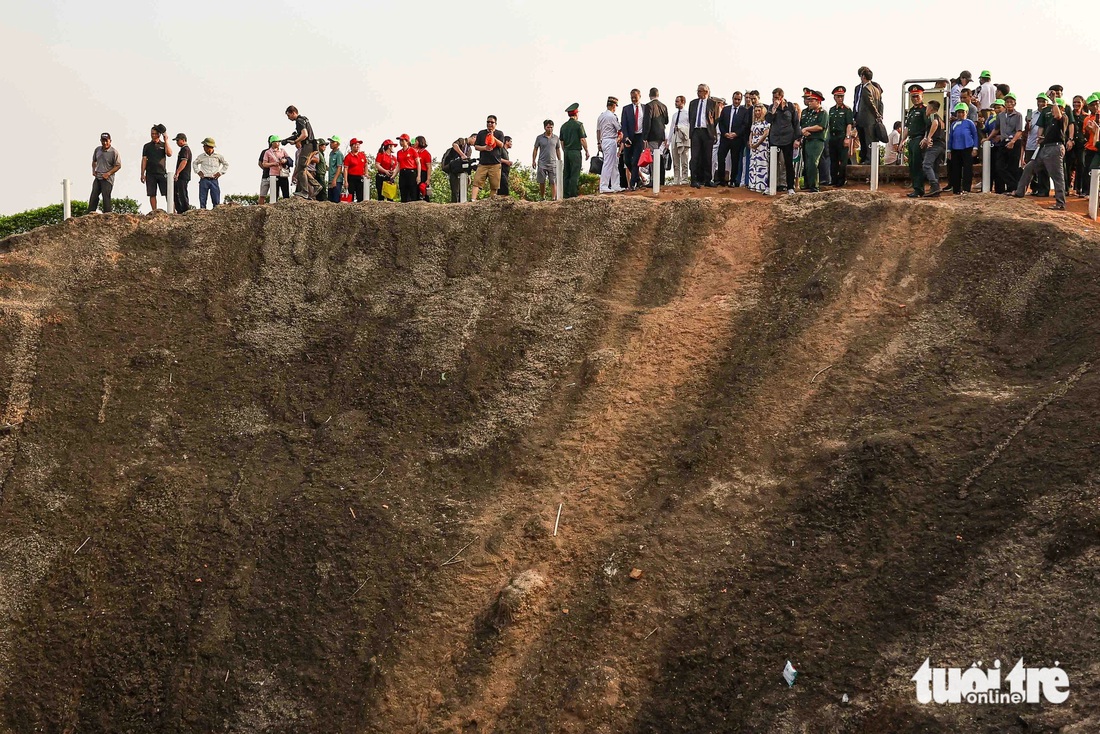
[
  {"left": 223, "top": 194, "right": 263, "bottom": 206},
  {"left": 0, "top": 198, "right": 140, "bottom": 239}
]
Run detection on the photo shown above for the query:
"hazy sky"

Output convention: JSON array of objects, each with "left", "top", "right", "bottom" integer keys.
[{"left": 4, "top": 0, "right": 1096, "bottom": 214}]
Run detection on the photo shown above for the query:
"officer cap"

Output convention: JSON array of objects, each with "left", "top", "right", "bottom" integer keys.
[
  {"left": 565, "top": 103, "right": 579, "bottom": 113},
  {"left": 832, "top": 86, "right": 846, "bottom": 95},
  {"left": 803, "top": 90, "right": 824, "bottom": 101},
  {"left": 908, "top": 84, "right": 924, "bottom": 94},
  {"left": 607, "top": 96, "right": 618, "bottom": 106}
]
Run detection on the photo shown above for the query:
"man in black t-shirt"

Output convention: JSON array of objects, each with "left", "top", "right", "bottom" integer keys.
[
  {"left": 1014, "top": 92, "right": 1067, "bottom": 209},
  {"left": 172, "top": 133, "right": 192, "bottom": 213},
  {"left": 470, "top": 115, "right": 506, "bottom": 199},
  {"left": 141, "top": 123, "right": 173, "bottom": 212},
  {"left": 285, "top": 105, "right": 316, "bottom": 198}
]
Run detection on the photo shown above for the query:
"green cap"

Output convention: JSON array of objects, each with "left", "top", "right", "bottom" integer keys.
[
  {"left": 1088, "top": 94, "right": 1100, "bottom": 105},
  {"left": 980, "top": 70, "right": 991, "bottom": 78},
  {"left": 201, "top": 137, "right": 215, "bottom": 147},
  {"left": 1004, "top": 92, "right": 1017, "bottom": 101},
  {"left": 1055, "top": 98, "right": 1066, "bottom": 107},
  {"left": 268, "top": 134, "right": 280, "bottom": 143},
  {"left": 330, "top": 135, "right": 341, "bottom": 144},
  {"left": 953, "top": 103, "right": 969, "bottom": 112},
  {"left": 1036, "top": 93, "right": 1051, "bottom": 103},
  {"left": 991, "top": 99, "right": 1005, "bottom": 107}
]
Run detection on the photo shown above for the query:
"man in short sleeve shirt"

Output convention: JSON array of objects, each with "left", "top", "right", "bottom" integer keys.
[
  {"left": 532, "top": 120, "right": 562, "bottom": 200},
  {"left": 89, "top": 132, "right": 121, "bottom": 213}
]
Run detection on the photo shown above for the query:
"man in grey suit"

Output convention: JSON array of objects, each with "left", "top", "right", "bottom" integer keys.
[
  {"left": 688, "top": 83, "right": 718, "bottom": 188},
  {"left": 641, "top": 87, "right": 670, "bottom": 187},
  {"left": 854, "top": 66, "right": 883, "bottom": 164}
]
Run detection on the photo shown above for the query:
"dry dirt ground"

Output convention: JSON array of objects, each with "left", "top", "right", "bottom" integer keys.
[{"left": 0, "top": 191, "right": 1098, "bottom": 733}]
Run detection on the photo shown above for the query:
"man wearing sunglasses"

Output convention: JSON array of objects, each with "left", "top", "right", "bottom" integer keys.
[{"left": 470, "top": 115, "right": 506, "bottom": 200}]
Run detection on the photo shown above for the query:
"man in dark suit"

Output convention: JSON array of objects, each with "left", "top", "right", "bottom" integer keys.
[
  {"left": 621, "top": 88, "right": 646, "bottom": 189},
  {"left": 688, "top": 83, "right": 717, "bottom": 188},
  {"left": 716, "top": 90, "right": 751, "bottom": 186},
  {"left": 854, "top": 66, "right": 883, "bottom": 164},
  {"left": 641, "top": 87, "right": 670, "bottom": 187}
]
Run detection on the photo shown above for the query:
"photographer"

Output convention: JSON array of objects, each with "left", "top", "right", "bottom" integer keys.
[
  {"left": 442, "top": 133, "right": 477, "bottom": 203},
  {"left": 284, "top": 105, "right": 316, "bottom": 198},
  {"left": 260, "top": 136, "right": 292, "bottom": 202}
]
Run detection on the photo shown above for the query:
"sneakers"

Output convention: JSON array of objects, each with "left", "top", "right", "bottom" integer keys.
[
  {"left": 1048, "top": 203, "right": 1066, "bottom": 210},
  {"left": 926, "top": 188, "right": 942, "bottom": 198},
  {"left": 906, "top": 192, "right": 924, "bottom": 198},
  {"left": 787, "top": 188, "right": 796, "bottom": 195}
]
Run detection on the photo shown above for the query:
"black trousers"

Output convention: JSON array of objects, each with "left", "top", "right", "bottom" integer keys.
[
  {"left": 947, "top": 149, "right": 974, "bottom": 193},
  {"left": 774, "top": 141, "right": 796, "bottom": 191},
  {"left": 174, "top": 176, "right": 190, "bottom": 213},
  {"left": 399, "top": 169, "right": 419, "bottom": 202},
  {"left": 995, "top": 145, "right": 1021, "bottom": 193},
  {"left": 717, "top": 136, "right": 745, "bottom": 184},
  {"left": 626, "top": 133, "right": 644, "bottom": 187},
  {"left": 1025, "top": 150, "right": 1050, "bottom": 195},
  {"left": 829, "top": 137, "right": 849, "bottom": 187},
  {"left": 690, "top": 129, "right": 714, "bottom": 185},
  {"left": 375, "top": 174, "right": 388, "bottom": 201},
  {"left": 1067, "top": 145, "right": 1086, "bottom": 194},
  {"left": 857, "top": 123, "right": 875, "bottom": 164},
  {"left": 89, "top": 178, "right": 114, "bottom": 213},
  {"left": 347, "top": 174, "right": 365, "bottom": 202}
]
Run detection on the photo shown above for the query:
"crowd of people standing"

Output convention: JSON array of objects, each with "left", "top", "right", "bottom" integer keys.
[{"left": 86, "top": 72, "right": 1100, "bottom": 214}]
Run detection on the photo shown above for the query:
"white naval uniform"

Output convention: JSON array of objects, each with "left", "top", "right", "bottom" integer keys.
[{"left": 597, "top": 110, "right": 623, "bottom": 193}]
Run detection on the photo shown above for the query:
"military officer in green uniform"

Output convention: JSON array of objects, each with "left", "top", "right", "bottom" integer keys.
[
  {"left": 905, "top": 85, "right": 929, "bottom": 197},
  {"left": 559, "top": 103, "right": 590, "bottom": 198},
  {"left": 800, "top": 90, "right": 829, "bottom": 192},
  {"left": 828, "top": 85, "right": 855, "bottom": 187}
]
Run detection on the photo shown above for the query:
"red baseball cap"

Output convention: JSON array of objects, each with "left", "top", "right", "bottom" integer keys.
[
  {"left": 381, "top": 139, "right": 396, "bottom": 147},
  {"left": 397, "top": 133, "right": 411, "bottom": 141},
  {"left": 349, "top": 138, "right": 362, "bottom": 145}
]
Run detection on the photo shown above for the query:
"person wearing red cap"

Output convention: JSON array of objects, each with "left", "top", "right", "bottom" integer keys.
[
  {"left": 344, "top": 139, "right": 367, "bottom": 202},
  {"left": 800, "top": 90, "right": 829, "bottom": 192},
  {"left": 375, "top": 140, "right": 398, "bottom": 201},
  {"left": 416, "top": 136, "right": 432, "bottom": 200},
  {"left": 396, "top": 134, "right": 421, "bottom": 203}
]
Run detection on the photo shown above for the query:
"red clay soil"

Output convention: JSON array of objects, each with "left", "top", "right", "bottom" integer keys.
[{"left": 0, "top": 192, "right": 1098, "bottom": 733}]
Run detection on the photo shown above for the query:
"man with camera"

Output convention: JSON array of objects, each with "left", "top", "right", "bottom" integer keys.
[{"left": 443, "top": 133, "right": 477, "bottom": 203}]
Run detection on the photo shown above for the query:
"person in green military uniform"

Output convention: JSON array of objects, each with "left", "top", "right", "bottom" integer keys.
[
  {"left": 828, "top": 85, "right": 855, "bottom": 187},
  {"left": 905, "top": 85, "right": 929, "bottom": 197},
  {"left": 559, "top": 103, "right": 590, "bottom": 198},
  {"left": 799, "top": 90, "right": 829, "bottom": 192}
]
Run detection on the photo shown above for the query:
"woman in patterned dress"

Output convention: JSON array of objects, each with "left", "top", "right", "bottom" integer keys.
[{"left": 747, "top": 105, "right": 772, "bottom": 193}]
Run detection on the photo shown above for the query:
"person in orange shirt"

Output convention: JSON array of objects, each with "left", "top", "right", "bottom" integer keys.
[
  {"left": 375, "top": 140, "right": 398, "bottom": 201},
  {"left": 396, "top": 134, "right": 421, "bottom": 203},
  {"left": 1080, "top": 94, "right": 1100, "bottom": 188},
  {"left": 416, "top": 136, "right": 432, "bottom": 200}
]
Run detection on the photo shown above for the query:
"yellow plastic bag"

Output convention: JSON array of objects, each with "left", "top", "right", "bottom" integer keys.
[{"left": 381, "top": 179, "right": 398, "bottom": 201}]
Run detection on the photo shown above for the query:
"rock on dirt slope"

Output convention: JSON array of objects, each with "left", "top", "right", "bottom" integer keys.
[{"left": 0, "top": 194, "right": 1098, "bottom": 733}]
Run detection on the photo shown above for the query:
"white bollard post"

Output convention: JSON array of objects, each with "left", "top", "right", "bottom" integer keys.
[
  {"left": 652, "top": 147, "right": 660, "bottom": 196},
  {"left": 62, "top": 179, "right": 72, "bottom": 220},
  {"left": 982, "top": 140, "right": 992, "bottom": 193},
  {"left": 768, "top": 146, "right": 778, "bottom": 196},
  {"left": 555, "top": 157, "right": 563, "bottom": 201},
  {"left": 460, "top": 172, "right": 469, "bottom": 203},
  {"left": 268, "top": 174, "right": 277, "bottom": 204},
  {"left": 870, "top": 143, "right": 879, "bottom": 192},
  {"left": 166, "top": 172, "right": 174, "bottom": 214},
  {"left": 1090, "top": 169, "right": 1099, "bottom": 221}
]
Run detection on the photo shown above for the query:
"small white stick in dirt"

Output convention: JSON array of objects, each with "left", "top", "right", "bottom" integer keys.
[
  {"left": 349, "top": 579, "right": 370, "bottom": 598},
  {"left": 225, "top": 670, "right": 230, "bottom": 683},
  {"left": 369, "top": 467, "right": 385, "bottom": 484},
  {"left": 553, "top": 503, "right": 563, "bottom": 536},
  {"left": 441, "top": 539, "right": 475, "bottom": 567},
  {"left": 74, "top": 537, "right": 91, "bottom": 555},
  {"left": 349, "top": 507, "right": 356, "bottom": 519},
  {"left": 810, "top": 364, "right": 833, "bottom": 383},
  {"left": 643, "top": 627, "right": 659, "bottom": 641}
]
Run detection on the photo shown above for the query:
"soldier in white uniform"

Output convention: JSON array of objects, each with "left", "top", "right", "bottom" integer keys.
[{"left": 597, "top": 96, "right": 624, "bottom": 193}]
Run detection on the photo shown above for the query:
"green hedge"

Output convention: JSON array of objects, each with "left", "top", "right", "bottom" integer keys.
[{"left": 0, "top": 198, "right": 140, "bottom": 239}]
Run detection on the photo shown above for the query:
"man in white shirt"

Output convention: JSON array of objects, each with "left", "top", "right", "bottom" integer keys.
[
  {"left": 977, "top": 71, "right": 996, "bottom": 111},
  {"left": 884, "top": 121, "right": 903, "bottom": 165},
  {"left": 193, "top": 137, "right": 230, "bottom": 208},
  {"left": 667, "top": 96, "right": 690, "bottom": 185},
  {"left": 597, "top": 97, "right": 624, "bottom": 193}
]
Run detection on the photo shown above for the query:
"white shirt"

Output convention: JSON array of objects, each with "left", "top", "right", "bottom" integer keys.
[
  {"left": 194, "top": 151, "right": 229, "bottom": 177},
  {"left": 597, "top": 110, "right": 621, "bottom": 145},
  {"left": 884, "top": 130, "right": 902, "bottom": 164},
  {"left": 634, "top": 103, "right": 643, "bottom": 133},
  {"left": 669, "top": 108, "right": 690, "bottom": 147},
  {"left": 978, "top": 81, "right": 996, "bottom": 110}
]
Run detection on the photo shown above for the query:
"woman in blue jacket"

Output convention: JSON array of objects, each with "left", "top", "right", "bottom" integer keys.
[{"left": 947, "top": 102, "right": 980, "bottom": 194}]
